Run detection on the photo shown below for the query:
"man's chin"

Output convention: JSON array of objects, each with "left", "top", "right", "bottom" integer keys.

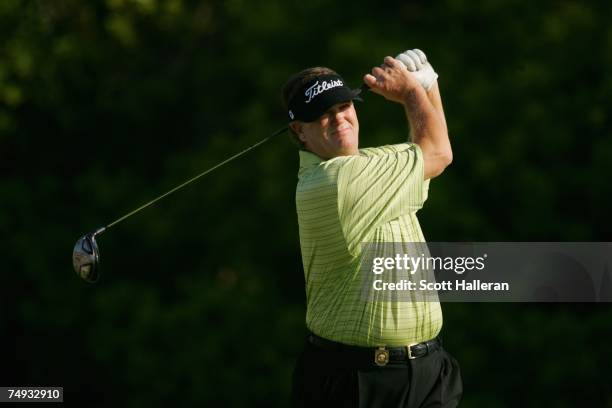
[{"left": 338, "top": 135, "right": 358, "bottom": 152}]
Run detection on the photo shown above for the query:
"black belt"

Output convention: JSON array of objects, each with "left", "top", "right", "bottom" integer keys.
[{"left": 307, "top": 332, "right": 442, "bottom": 366}]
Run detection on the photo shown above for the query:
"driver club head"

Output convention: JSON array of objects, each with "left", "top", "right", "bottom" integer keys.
[{"left": 73, "top": 227, "right": 106, "bottom": 283}]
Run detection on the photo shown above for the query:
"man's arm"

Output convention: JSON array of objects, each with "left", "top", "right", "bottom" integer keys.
[
  {"left": 404, "top": 82, "right": 452, "bottom": 179},
  {"left": 425, "top": 81, "right": 448, "bottom": 141},
  {"left": 364, "top": 56, "right": 452, "bottom": 180},
  {"left": 407, "top": 83, "right": 448, "bottom": 149}
]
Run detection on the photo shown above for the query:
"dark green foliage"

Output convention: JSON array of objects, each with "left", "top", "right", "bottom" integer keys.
[{"left": 1, "top": 0, "right": 611, "bottom": 406}]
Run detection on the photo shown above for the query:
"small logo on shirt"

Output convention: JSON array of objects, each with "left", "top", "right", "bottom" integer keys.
[{"left": 304, "top": 79, "right": 344, "bottom": 104}]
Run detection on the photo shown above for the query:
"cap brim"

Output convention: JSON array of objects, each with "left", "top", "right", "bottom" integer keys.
[{"left": 301, "top": 87, "right": 363, "bottom": 122}]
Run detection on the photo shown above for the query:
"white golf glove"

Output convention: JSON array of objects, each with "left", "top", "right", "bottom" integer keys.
[{"left": 395, "top": 49, "right": 438, "bottom": 91}]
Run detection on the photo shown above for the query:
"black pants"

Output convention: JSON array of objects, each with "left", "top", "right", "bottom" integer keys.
[{"left": 291, "top": 338, "right": 463, "bottom": 408}]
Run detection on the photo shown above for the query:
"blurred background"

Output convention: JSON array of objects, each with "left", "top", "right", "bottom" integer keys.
[{"left": 2, "top": 0, "right": 611, "bottom": 406}]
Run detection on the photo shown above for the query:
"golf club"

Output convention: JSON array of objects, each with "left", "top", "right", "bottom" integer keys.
[{"left": 72, "top": 126, "right": 287, "bottom": 283}]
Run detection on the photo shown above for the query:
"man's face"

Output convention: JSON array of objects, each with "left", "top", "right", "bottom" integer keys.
[{"left": 291, "top": 101, "right": 359, "bottom": 159}]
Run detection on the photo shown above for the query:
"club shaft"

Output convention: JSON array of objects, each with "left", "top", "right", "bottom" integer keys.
[
  {"left": 103, "top": 86, "right": 368, "bottom": 231},
  {"left": 105, "top": 127, "right": 287, "bottom": 230}
]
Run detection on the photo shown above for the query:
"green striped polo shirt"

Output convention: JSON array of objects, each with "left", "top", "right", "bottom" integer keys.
[{"left": 296, "top": 142, "right": 442, "bottom": 346}]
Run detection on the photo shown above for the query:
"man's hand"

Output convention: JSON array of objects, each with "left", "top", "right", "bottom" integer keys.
[
  {"left": 363, "top": 56, "right": 423, "bottom": 104},
  {"left": 396, "top": 49, "right": 438, "bottom": 91}
]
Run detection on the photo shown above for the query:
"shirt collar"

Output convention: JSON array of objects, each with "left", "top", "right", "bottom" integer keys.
[{"left": 299, "top": 150, "right": 324, "bottom": 169}]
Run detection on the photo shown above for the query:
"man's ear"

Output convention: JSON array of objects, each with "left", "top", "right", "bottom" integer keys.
[{"left": 289, "top": 122, "right": 306, "bottom": 142}]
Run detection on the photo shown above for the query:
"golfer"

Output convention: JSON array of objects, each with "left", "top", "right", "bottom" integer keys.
[{"left": 284, "top": 51, "right": 463, "bottom": 407}]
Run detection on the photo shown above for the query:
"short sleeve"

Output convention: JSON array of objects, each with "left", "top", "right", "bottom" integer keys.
[{"left": 337, "top": 143, "right": 428, "bottom": 253}]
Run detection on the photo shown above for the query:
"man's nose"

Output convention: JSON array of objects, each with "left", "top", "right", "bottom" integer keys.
[{"left": 330, "top": 109, "right": 344, "bottom": 124}]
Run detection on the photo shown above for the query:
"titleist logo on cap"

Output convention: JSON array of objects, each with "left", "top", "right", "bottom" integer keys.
[{"left": 304, "top": 79, "right": 344, "bottom": 104}]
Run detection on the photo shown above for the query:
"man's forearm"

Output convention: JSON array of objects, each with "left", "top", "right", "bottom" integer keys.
[
  {"left": 403, "top": 85, "right": 452, "bottom": 178},
  {"left": 408, "top": 82, "right": 448, "bottom": 142},
  {"left": 426, "top": 82, "right": 448, "bottom": 137}
]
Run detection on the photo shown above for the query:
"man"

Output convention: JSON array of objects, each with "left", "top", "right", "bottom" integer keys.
[{"left": 285, "top": 50, "right": 462, "bottom": 407}]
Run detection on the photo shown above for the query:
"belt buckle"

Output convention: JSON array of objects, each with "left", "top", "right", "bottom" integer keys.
[
  {"left": 374, "top": 347, "right": 389, "bottom": 366},
  {"left": 406, "top": 342, "right": 418, "bottom": 360}
]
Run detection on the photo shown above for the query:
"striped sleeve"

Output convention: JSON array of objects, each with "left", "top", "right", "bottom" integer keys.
[{"left": 337, "top": 143, "right": 427, "bottom": 253}]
